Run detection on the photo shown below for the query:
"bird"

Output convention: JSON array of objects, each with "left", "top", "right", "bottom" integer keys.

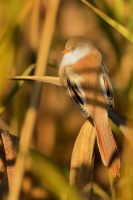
[{"left": 59, "top": 36, "right": 120, "bottom": 177}]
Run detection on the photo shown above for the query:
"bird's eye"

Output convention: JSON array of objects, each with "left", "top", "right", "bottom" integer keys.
[{"left": 71, "top": 46, "right": 77, "bottom": 50}]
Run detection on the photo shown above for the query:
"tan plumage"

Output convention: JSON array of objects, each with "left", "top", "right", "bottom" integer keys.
[{"left": 59, "top": 36, "right": 120, "bottom": 177}]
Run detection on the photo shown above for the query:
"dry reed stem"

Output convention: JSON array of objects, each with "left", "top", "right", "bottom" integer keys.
[
  {"left": 29, "top": 0, "right": 40, "bottom": 51},
  {"left": 7, "top": 1, "right": 60, "bottom": 200},
  {"left": 9, "top": 76, "right": 61, "bottom": 86},
  {"left": 68, "top": 120, "right": 96, "bottom": 199}
]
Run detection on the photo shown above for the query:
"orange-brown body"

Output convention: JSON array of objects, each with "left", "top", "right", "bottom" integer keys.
[{"left": 59, "top": 36, "right": 120, "bottom": 177}]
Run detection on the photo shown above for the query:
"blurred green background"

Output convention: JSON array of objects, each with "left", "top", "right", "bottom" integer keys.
[{"left": 0, "top": 0, "right": 133, "bottom": 199}]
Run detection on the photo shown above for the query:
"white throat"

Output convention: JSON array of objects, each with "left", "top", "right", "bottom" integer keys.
[{"left": 60, "top": 48, "right": 89, "bottom": 68}]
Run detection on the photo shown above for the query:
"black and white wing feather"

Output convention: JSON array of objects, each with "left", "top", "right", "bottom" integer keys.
[
  {"left": 100, "top": 66, "right": 114, "bottom": 109},
  {"left": 65, "top": 66, "right": 90, "bottom": 118}
]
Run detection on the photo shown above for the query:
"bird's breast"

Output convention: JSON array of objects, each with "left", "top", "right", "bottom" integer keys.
[{"left": 60, "top": 53, "right": 78, "bottom": 68}]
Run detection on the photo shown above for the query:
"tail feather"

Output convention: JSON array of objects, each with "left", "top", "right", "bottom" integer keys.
[{"left": 94, "top": 109, "right": 120, "bottom": 177}]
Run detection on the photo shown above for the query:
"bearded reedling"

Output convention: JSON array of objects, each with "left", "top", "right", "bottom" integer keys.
[{"left": 59, "top": 36, "right": 120, "bottom": 177}]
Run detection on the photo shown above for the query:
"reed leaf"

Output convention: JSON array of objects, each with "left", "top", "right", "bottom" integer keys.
[
  {"left": 0, "top": 64, "right": 35, "bottom": 115},
  {"left": 29, "top": 149, "right": 85, "bottom": 200},
  {"left": 81, "top": 0, "right": 133, "bottom": 43}
]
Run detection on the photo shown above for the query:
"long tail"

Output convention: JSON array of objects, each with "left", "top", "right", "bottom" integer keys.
[{"left": 93, "top": 108, "right": 120, "bottom": 177}]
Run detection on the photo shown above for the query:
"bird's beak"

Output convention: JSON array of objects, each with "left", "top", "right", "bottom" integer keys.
[{"left": 62, "top": 49, "right": 70, "bottom": 54}]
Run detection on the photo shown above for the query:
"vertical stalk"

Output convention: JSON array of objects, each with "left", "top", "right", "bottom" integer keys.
[{"left": 7, "top": 0, "right": 60, "bottom": 199}]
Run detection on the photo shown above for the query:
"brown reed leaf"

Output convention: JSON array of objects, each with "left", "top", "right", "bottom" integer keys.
[
  {"left": 0, "top": 130, "right": 19, "bottom": 195},
  {"left": 68, "top": 119, "right": 96, "bottom": 199},
  {"left": 1, "top": 131, "right": 19, "bottom": 190}
]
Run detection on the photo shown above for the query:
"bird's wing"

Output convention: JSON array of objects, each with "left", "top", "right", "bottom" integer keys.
[
  {"left": 65, "top": 67, "right": 90, "bottom": 118},
  {"left": 100, "top": 66, "right": 114, "bottom": 109}
]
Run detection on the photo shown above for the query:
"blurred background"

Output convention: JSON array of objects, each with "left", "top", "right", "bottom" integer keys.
[{"left": 0, "top": 0, "right": 133, "bottom": 199}]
